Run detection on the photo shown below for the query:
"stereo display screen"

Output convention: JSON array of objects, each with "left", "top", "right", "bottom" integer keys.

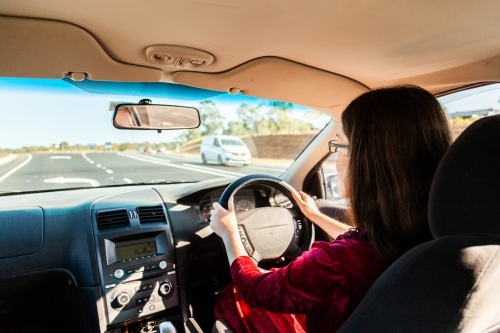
[{"left": 115, "top": 241, "right": 157, "bottom": 261}]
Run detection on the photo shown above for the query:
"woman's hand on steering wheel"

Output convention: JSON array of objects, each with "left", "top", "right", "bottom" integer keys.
[
  {"left": 210, "top": 197, "right": 249, "bottom": 266},
  {"left": 292, "top": 191, "right": 321, "bottom": 221},
  {"left": 210, "top": 197, "right": 238, "bottom": 240}
]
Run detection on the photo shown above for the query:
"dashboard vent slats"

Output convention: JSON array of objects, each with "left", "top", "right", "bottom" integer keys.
[
  {"left": 138, "top": 205, "right": 167, "bottom": 224},
  {"left": 96, "top": 209, "right": 130, "bottom": 230}
]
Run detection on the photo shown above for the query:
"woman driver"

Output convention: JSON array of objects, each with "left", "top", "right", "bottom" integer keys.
[{"left": 210, "top": 85, "right": 452, "bottom": 333}]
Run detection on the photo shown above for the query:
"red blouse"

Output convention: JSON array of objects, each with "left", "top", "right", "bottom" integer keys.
[{"left": 214, "top": 229, "right": 384, "bottom": 332}]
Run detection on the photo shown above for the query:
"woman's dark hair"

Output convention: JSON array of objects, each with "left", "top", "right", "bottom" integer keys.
[{"left": 341, "top": 85, "right": 452, "bottom": 266}]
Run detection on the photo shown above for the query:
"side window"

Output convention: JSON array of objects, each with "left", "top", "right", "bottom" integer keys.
[
  {"left": 320, "top": 83, "right": 500, "bottom": 206},
  {"left": 214, "top": 139, "right": 220, "bottom": 147},
  {"left": 439, "top": 83, "right": 500, "bottom": 139}
]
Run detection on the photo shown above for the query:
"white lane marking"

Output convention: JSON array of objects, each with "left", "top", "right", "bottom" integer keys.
[
  {"left": 82, "top": 153, "right": 113, "bottom": 175},
  {"left": 182, "top": 163, "right": 246, "bottom": 177},
  {"left": 129, "top": 154, "right": 170, "bottom": 163},
  {"left": 123, "top": 178, "right": 133, "bottom": 183},
  {"left": 117, "top": 153, "right": 235, "bottom": 178},
  {"left": 0, "top": 154, "right": 33, "bottom": 183},
  {"left": 0, "top": 154, "right": 18, "bottom": 166},
  {"left": 44, "top": 177, "right": 100, "bottom": 187},
  {"left": 50, "top": 156, "right": 72, "bottom": 160}
]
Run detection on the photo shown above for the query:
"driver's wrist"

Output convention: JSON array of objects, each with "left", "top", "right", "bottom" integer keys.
[
  {"left": 306, "top": 210, "right": 322, "bottom": 221},
  {"left": 222, "top": 230, "right": 240, "bottom": 244}
]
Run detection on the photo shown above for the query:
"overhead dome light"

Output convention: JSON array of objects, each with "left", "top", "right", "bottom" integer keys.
[
  {"left": 145, "top": 45, "right": 214, "bottom": 69},
  {"left": 153, "top": 54, "right": 170, "bottom": 61},
  {"left": 189, "top": 59, "right": 205, "bottom": 65}
]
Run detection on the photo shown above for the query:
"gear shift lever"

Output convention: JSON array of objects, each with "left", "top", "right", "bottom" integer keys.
[{"left": 158, "top": 321, "right": 177, "bottom": 333}]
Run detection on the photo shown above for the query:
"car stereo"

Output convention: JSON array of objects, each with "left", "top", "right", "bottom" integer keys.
[
  {"left": 100, "top": 232, "right": 178, "bottom": 325},
  {"left": 91, "top": 189, "right": 179, "bottom": 327}
]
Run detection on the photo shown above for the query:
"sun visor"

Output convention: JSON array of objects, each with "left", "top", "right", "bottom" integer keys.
[
  {"left": 0, "top": 16, "right": 163, "bottom": 82},
  {"left": 173, "top": 57, "right": 369, "bottom": 108},
  {"left": 399, "top": 54, "right": 500, "bottom": 95},
  {"left": 64, "top": 79, "right": 223, "bottom": 101}
]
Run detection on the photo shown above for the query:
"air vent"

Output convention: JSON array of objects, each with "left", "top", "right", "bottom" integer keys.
[
  {"left": 138, "top": 205, "right": 167, "bottom": 224},
  {"left": 96, "top": 209, "right": 130, "bottom": 230}
]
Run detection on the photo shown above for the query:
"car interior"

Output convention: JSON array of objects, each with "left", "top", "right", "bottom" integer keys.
[{"left": 0, "top": 1, "right": 499, "bottom": 332}]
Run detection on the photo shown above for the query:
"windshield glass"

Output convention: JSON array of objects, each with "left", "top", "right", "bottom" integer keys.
[{"left": 0, "top": 78, "right": 331, "bottom": 194}]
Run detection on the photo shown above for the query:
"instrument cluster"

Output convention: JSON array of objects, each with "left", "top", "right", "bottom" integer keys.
[
  {"left": 199, "top": 189, "right": 256, "bottom": 223},
  {"left": 198, "top": 186, "right": 294, "bottom": 223}
]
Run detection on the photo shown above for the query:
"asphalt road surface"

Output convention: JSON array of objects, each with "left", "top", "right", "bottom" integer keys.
[{"left": 0, "top": 152, "right": 289, "bottom": 193}]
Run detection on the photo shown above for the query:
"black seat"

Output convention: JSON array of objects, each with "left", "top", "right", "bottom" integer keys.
[{"left": 337, "top": 115, "right": 500, "bottom": 333}]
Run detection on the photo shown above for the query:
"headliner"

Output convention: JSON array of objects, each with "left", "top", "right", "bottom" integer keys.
[{"left": 1, "top": 0, "right": 499, "bottom": 110}]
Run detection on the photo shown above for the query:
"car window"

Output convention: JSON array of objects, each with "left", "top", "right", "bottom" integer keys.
[
  {"left": 0, "top": 78, "right": 331, "bottom": 195},
  {"left": 320, "top": 83, "right": 500, "bottom": 207},
  {"left": 221, "top": 139, "right": 244, "bottom": 146},
  {"left": 439, "top": 83, "right": 500, "bottom": 138}
]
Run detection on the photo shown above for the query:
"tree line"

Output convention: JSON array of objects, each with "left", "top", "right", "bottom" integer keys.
[{"left": 177, "top": 100, "right": 316, "bottom": 143}]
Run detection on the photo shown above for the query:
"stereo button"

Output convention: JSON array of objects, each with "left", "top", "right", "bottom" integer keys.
[
  {"left": 159, "top": 280, "right": 173, "bottom": 296},
  {"left": 114, "top": 291, "right": 131, "bottom": 307},
  {"left": 113, "top": 269, "right": 125, "bottom": 279},
  {"left": 159, "top": 261, "right": 167, "bottom": 270}
]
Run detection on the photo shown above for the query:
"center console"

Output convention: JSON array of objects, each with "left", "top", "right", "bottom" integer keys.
[{"left": 91, "top": 189, "right": 179, "bottom": 328}]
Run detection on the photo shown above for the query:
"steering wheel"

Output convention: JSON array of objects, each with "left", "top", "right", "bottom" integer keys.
[{"left": 218, "top": 174, "right": 315, "bottom": 263}]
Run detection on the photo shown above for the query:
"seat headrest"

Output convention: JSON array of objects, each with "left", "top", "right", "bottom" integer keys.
[{"left": 429, "top": 115, "right": 500, "bottom": 238}]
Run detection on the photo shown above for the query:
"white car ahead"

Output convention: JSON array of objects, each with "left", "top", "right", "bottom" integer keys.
[{"left": 200, "top": 135, "right": 252, "bottom": 166}]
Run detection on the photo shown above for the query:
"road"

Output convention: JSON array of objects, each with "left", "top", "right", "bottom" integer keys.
[{"left": 0, "top": 152, "right": 289, "bottom": 193}]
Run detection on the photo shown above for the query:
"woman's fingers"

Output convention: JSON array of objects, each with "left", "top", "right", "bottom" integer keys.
[
  {"left": 293, "top": 191, "right": 306, "bottom": 204},
  {"left": 293, "top": 191, "right": 320, "bottom": 219},
  {"left": 212, "top": 201, "right": 225, "bottom": 215},
  {"left": 210, "top": 198, "right": 238, "bottom": 238},
  {"left": 299, "top": 191, "right": 310, "bottom": 201}
]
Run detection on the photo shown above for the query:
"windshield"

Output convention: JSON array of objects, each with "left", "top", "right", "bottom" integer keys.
[{"left": 0, "top": 78, "right": 331, "bottom": 194}]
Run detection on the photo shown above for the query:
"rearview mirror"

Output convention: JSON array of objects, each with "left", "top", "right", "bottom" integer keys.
[{"left": 113, "top": 104, "right": 200, "bottom": 130}]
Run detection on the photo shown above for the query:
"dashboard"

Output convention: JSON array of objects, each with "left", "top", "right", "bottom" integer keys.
[{"left": 0, "top": 177, "right": 295, "bottom": 333}]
